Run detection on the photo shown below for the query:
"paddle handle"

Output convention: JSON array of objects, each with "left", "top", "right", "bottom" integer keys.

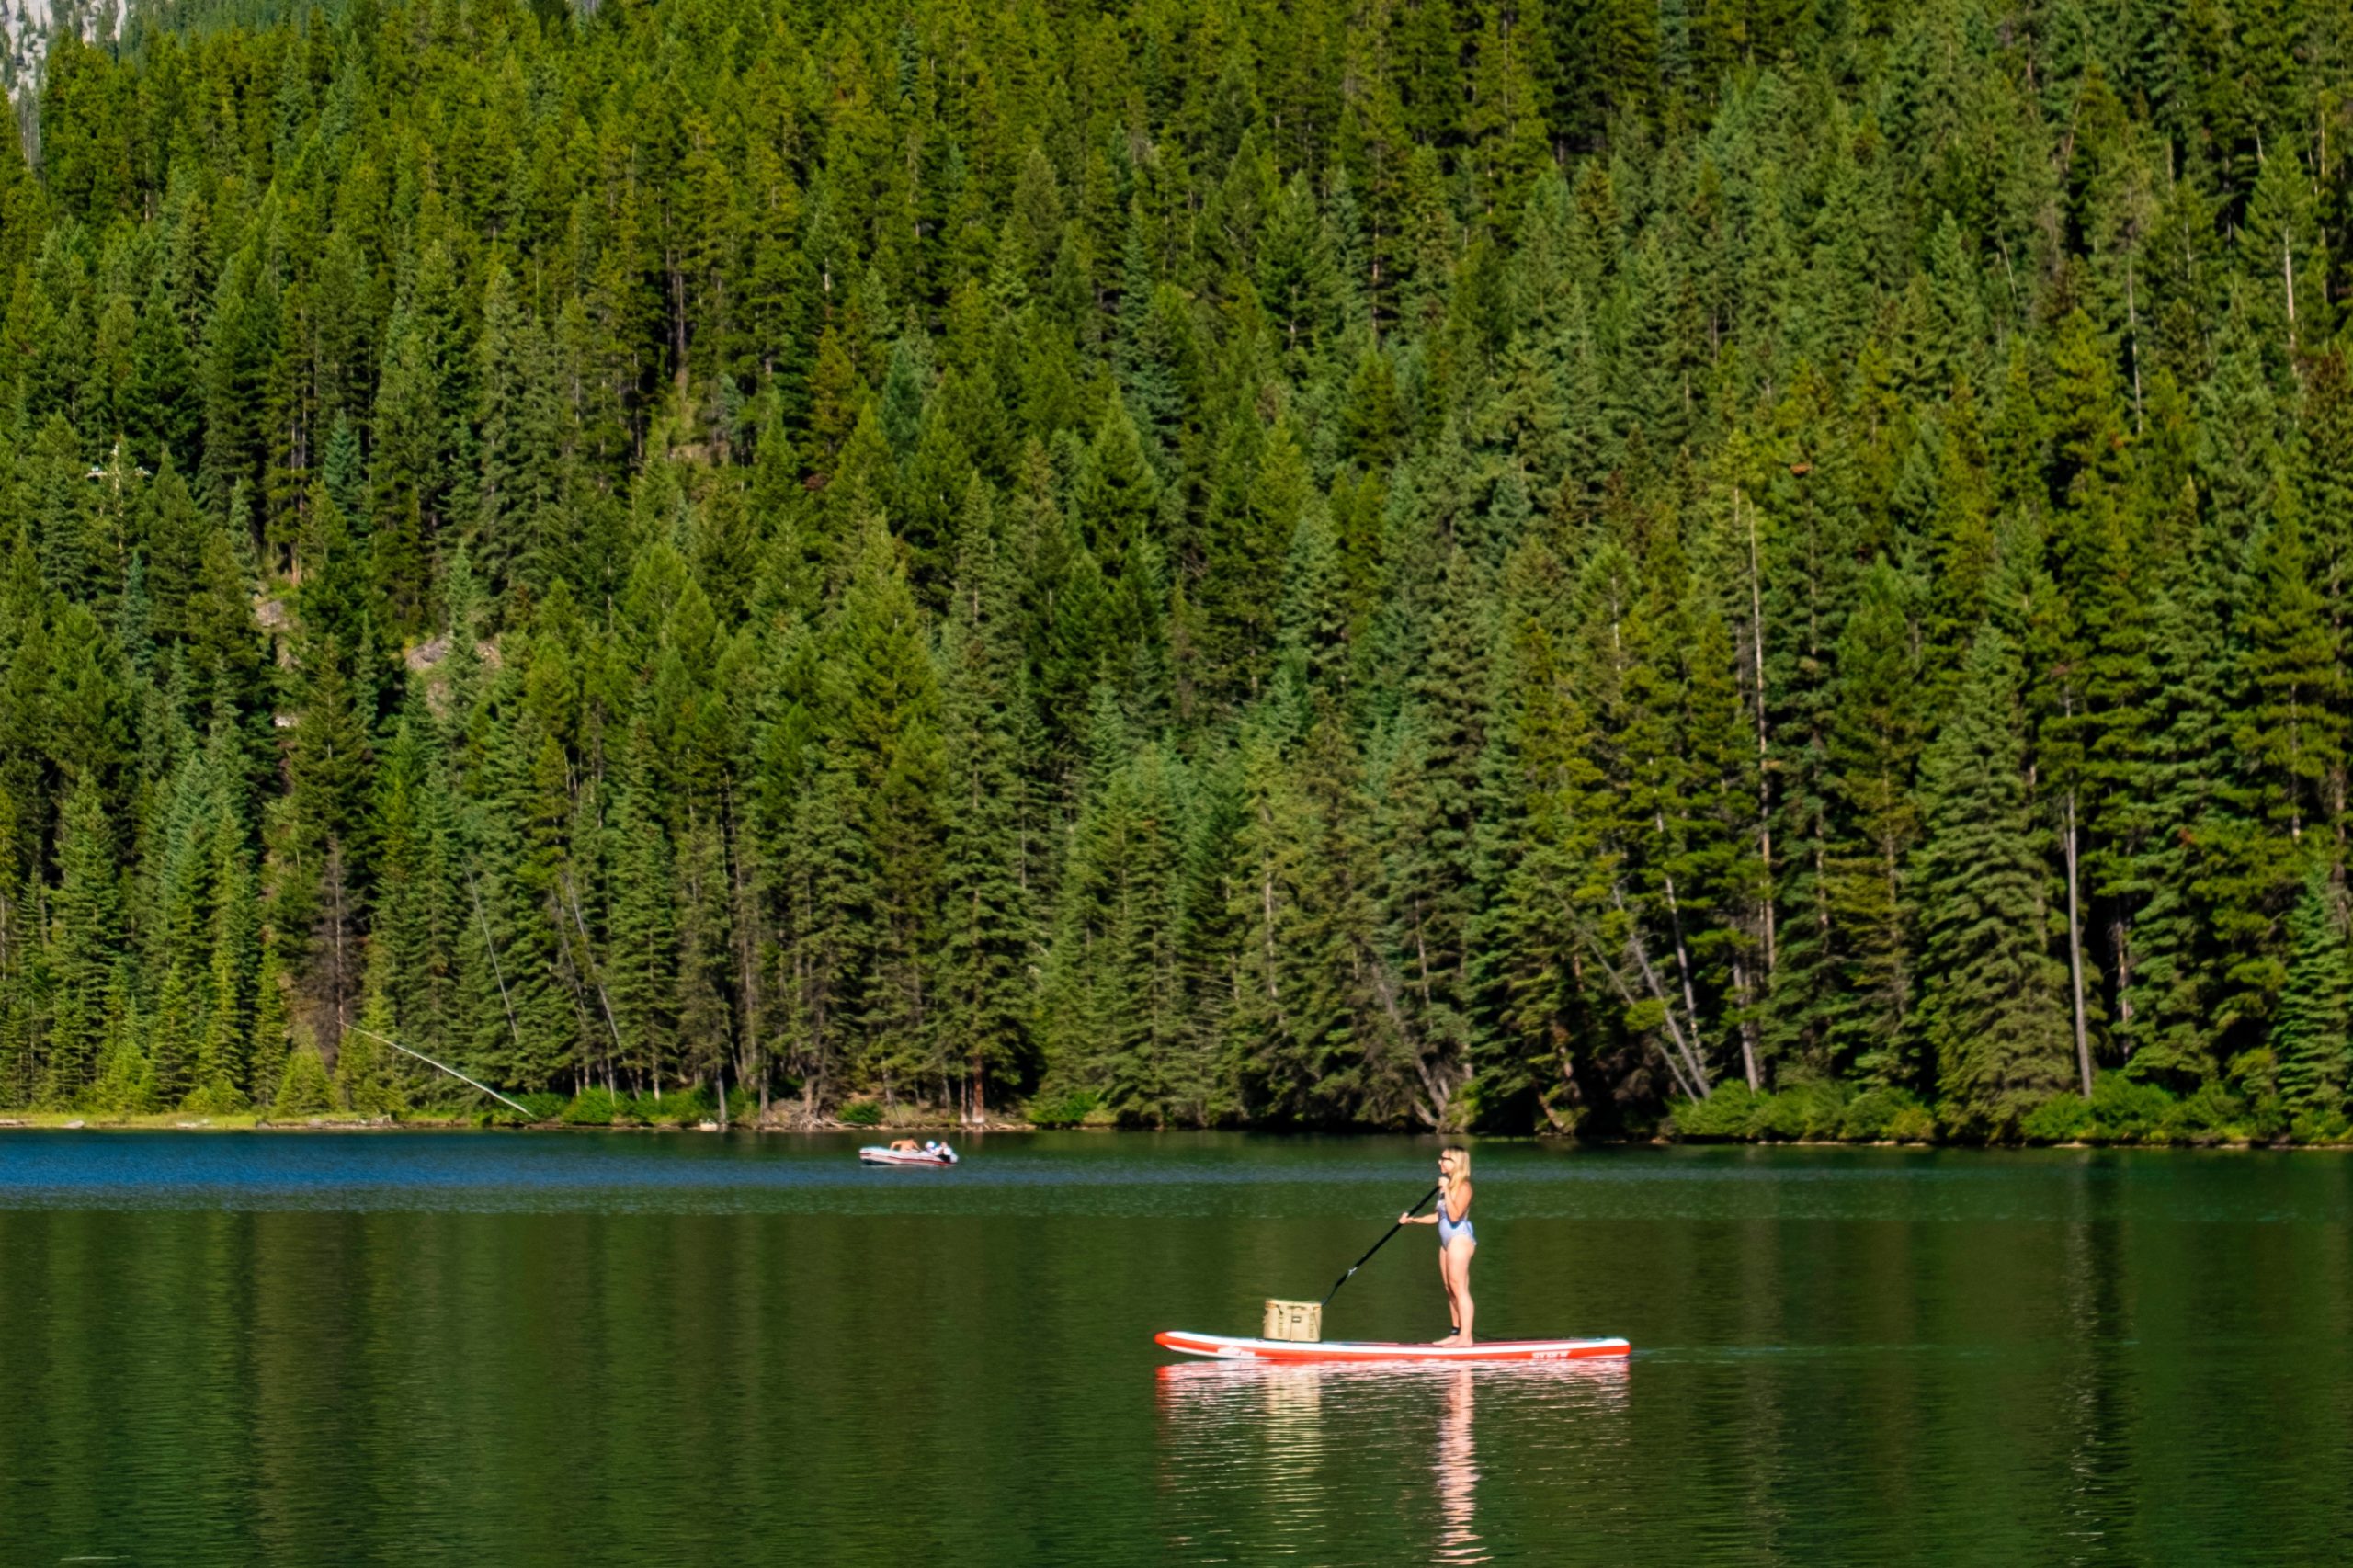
[{"left": 1320, "top": 1184, "right": 1441, "bottom": 1307}]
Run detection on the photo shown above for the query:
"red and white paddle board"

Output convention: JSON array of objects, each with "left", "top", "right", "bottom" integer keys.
[{"left": 1154, "top": 1330, "right": 1630, "bottom": 1364}]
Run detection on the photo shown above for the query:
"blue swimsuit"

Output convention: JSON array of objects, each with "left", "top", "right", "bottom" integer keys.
[{"left": 1437, "top": 1191, "right": 1475, "bottom": 1248}]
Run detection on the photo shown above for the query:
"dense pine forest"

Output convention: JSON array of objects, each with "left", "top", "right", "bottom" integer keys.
[{"left": 1, "top": 0, "right": 2351, "bottom": 1139}]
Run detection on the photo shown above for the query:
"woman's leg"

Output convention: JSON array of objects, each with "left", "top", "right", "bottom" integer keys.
[
  {"left": 1445, "top": 1243, "right": 1476, "bottom": 1345},
  {"left": 1438, "top": 1248, "right": 1459, "bottom": 1340}
]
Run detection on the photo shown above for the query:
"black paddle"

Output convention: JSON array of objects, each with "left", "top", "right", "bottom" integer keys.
[{"left": 1320, "top": 1184, "right": 1441, "bottom": 1307}]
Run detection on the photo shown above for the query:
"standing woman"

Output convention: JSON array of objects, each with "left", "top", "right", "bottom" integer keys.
[{"left": 1401, "top": 1147, "right": 1476, "bottom": 1345}]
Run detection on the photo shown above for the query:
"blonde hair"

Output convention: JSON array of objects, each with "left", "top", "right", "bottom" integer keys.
[{"left": 1441, "top": 1145, "right": 1470, "bottom": 1176}]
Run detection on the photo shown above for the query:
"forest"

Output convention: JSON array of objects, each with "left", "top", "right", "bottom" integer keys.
[{"left": 0, "top": 0, "right": 2349, "bottom": 1139}]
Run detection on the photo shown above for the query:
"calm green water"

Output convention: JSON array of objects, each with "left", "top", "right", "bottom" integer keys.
[{"left": 1, "top": 1134, "right": 2347, "bottom": 1565}]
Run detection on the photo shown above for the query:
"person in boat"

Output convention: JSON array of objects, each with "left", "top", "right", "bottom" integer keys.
[
  {"left": 1399, "top": 1146, "right": 1475, "bottom": 1346},
  {"left": 888, "top": 1138, "right": 922, "bottom": 1153},
  {"left": 925, "top": 1140, "right": 955, "bottom": 1160}
]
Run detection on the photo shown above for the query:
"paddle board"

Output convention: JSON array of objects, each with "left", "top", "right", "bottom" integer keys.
[{"left": 1154, "top": 1330, "right": 1629, "bottom": 1364}]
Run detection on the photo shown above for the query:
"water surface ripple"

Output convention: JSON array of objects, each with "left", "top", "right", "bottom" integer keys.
[{"left": 1, "top": 1132, "right": 2346, "bottom": 1564}]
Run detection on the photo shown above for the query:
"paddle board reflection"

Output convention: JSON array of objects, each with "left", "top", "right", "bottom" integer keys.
[
  {"left": 1154, "top": 1358, "right": 1627, "bottom": 1562},
  {"left": 1436, "top": 1368, "right": 1482, "bottom": 1563}
]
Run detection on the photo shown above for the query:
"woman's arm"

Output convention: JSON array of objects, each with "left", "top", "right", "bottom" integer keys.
[
  {"left": 1404, "top": 1176, "right": 1457, "bottom": 1225},
  {"left": 1443, "top": 1180, "right": 1472, "bottom": 1222}
]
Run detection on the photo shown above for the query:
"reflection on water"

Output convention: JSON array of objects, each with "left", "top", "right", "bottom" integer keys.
[
  {"left": 2, "top": 1135, "right": 2349, "bottom": 1565},
  {"left": 1438, "top": 1369, "right": 1479, "bottom": 1562},
  {"left": 1155, "top": 1359, "right": 1630, "bottom": 1562}
]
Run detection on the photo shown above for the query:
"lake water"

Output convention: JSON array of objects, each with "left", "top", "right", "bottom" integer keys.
[{"left": 0, "top": 1133, "right": 2347, "bottom": 1565}]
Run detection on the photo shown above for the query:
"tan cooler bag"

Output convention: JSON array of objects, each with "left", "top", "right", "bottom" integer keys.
[{"left": 1262, "top": 1298, "right": 1324, "bottom": 1342}]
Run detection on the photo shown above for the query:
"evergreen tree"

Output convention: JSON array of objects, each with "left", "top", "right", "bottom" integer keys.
[
  {"left": 936, "top": 483, "right": 1035, "bottom": 1111},
  {"left": 1913, "top": 631, "right": 2075, "bottom": 1131},
  {"left": 824, "top": 517, "right": 946, "bottom": 1086},
  {"left": 474, "top": 262, "right": 562, "bottom": 598},
  {"left": 2273, "top": 872, "right": 2350, "bottom": 1125},
  {"left": 607, "top": 739, "right": 679, "bottom": 1093},
  {"left": 195, "top": 786, "right": 259, "bottom": 1111},
  {"left": 1375, "top": 547, "right": 1493, "bottom": 1125},
  {"left": 1472, "top": 536, "right": 1611, "bottom": 1122},
  {"left": 40, "top": 778, "right": 123, "bottom": 1106},
  {"left": 1823, "top": 562, "right": 1928, "bottom": 1085}
]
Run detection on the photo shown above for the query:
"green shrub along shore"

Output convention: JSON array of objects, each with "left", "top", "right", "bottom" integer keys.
[
  {"left": 1669, "top": 1072, "right": 2352, "bottom": 1147},
  {"left": 8, "top": 0, "right": 2353, "bottom": 1142}
]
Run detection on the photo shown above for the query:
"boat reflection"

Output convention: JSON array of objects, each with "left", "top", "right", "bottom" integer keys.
[{"left": 1154, "top": 1358, "right": 1630, "bottom": 1562}]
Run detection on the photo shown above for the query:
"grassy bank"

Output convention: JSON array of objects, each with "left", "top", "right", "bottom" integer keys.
[{"left": 0, "top": 1110, "right": 404, "bottom": 1131}]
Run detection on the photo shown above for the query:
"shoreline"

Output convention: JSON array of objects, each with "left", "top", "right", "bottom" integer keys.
[
  {"left": 0, "top": 1111, "right": 1036, "bottom": 1135},
  {"left": 0, "top": 1113, "right": 2346, "bottom": 1151}
]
